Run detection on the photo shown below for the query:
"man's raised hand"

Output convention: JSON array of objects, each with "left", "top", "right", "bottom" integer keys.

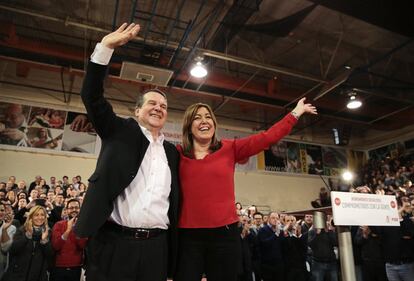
[{"left": 101, "top": 23, "right": 140, "bottom": 49}]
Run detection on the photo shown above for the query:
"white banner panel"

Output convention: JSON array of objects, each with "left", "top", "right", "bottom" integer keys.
[{"left": 331, "top": 191, "right": 400, "bottom": 226}]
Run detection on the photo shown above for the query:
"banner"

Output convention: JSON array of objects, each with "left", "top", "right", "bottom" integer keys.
[
  {"left": 331, "top": 191, "right": 399, "bottom": 226},
  {"left": 264, "top": 141, "right": 287, "bottom": 172},
  {"left": 306, "top": 144, "right": 323, "bottom": 175},
  {"left": 322, "top": 147, "right": 348, "bottom": 176},
  {"left": 286, "top": 142, "right": 302, "bottom": 173}
]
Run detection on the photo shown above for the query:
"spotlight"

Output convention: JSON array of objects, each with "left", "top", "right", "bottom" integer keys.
[
  {"left": 190, "top": 57, "right": 207, "bottom": 78},
  {"left": 342, "top": 170, "right": 353, "bottom": 181},
  {"left": 346, "top": 93, "right": 362, "bottom": 109}
]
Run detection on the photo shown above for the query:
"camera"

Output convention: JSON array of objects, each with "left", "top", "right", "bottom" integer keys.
[{"left": 32, "top": 227, "right": 43, "bottom": 242}]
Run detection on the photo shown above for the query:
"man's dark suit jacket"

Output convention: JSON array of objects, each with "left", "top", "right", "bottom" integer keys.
[{"left": 74, "top": 61, "right": 180, "bottom": 275}]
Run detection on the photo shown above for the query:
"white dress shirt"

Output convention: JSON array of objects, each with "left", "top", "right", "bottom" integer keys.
[{"left": 91, "top": 44, "right": 171, "bottom": 229}]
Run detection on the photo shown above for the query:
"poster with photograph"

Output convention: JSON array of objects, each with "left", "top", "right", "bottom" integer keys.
[
  {"left": 28, "top": 106, "right": 67, "bottom": 130},
  {"left": 264, "top": 141, "right": 287, "bottom": 172},
  {"left": 62, "top": 112, "right": 97, "bottom": 154},
  {"left": 322, "top": 147, "right": 348, "bottom": 176},
  {"left": 306, "top": 144, "right": 323, "bottom": 175},
  {"left": 286, "top": 142, "right": 302, "bottom": 173},
  {"left": 0, "top": 102, "right": 31, "bottom": 147},
  {"left": 26, "top": 127, "right": 63, "bottom": 150}
]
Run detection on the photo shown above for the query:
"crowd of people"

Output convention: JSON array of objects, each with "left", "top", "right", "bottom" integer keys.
[
  {"left": 0, "top": 152, "right": 413, "bottom": 281},
  {"left": 360, "top": 154, "right": 414, "bottom": 197},
  {"left": 234, "top": 152, "right": 414, "bottom": 281},
  {"left": 0, "top": 175, "right": 87, "bottom": 281}
]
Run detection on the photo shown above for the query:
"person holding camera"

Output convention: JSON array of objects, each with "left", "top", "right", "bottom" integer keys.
[
  {"left": 51, "top": 198, "right": 87, "bottom": 281},
  {"left": 2, "top": 205, "right": 54, "bottom": 281}
]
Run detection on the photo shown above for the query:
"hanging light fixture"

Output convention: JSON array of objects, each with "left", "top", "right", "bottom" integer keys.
[
  {"left": 346, "top": 92, "right": 362, "bottom": 109},
  {"left": 190, "top": 56, "right": 208, "bottom": 78},
  {"left": 342, "top": 170, "right": 354, "bottom": 181}
]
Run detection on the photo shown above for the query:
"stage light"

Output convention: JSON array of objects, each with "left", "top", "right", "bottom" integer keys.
[
  {"left": 190, "top": 57, "right": 207, "bottom": 78},
  {"left": 342, "top": 170, "right": 353, "bottom": 181},
  {"left": 346, "top": 94, "right": 362, "bottom": 109}
]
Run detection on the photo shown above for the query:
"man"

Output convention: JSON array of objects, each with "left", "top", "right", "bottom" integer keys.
[
  {"left": 251, "top": 212, "right": 263, "bottom": 235},
  {"left": 0, "top": 202, "right": 16, "bottom": 279},
  {"left": 74, "top": 23, "right": 180, "bottom": 281},
  {"left": 250, "top": 212, "right": 263, "bottom": 281},
  {"left": 308, "top": 219, "right": 338, "bottom": 281},
  {"left": 258, "top": 212, "right": 285, "bottom": 281},
  {"left": 50, "top": 176, "right": 57, "bottom": 189},
  {"left": 301, "top": 214, "right": 313, "bottom": 235},
  {"left": 7, "top": 177, "right": 17, "bottom": 190},
  {"left": 28, "top": 189, "right": 39, "bottom": 202},
  {"left": 62, "top": 176, "right": 70, "bottom": 189},
  {"left": 71, "top": 177, "right": 79, "bottom": 190},
  {"left": 0, "top": 104, "right": 28, "bottom": 146},
  {"left": 378, "top": 201, "right": 414, "bottom": 281},
  {"left": 283, "top": 216, "right": 307, "bottom": 281},
  {"left": 29, "top": 175, "right": 41, "bottom": 194},
  {"left": 51, "top": 199, "right": 88, "bottom": 281},
  {"left": 16, "top": 180, "right": 27, "bottom": 194},
  {"left": 49, "top": 193, "right": 65, "bottom": 225}
]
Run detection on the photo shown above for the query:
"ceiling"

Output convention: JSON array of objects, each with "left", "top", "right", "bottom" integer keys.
[{"left": 0, "top": 0, "right": 413, "bottom": 146}]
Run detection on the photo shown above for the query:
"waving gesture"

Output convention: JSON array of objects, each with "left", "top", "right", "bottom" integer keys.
[
  {"left": 291, "top": 97, "right": 318, "bottom": 118},
  {"left": 101, "top": 23, "right": 140, "bottom": 49}
]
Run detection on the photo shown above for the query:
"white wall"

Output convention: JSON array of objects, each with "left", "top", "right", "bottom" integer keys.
[
  {"left": 0, "top": 149, "right": 96, "bottom": 184},
  {"left": 235, "top": 171, "right": 323, "bottom": 212},
  {"left": 0, "top": 148, "right": 323, "bottom": 212}
]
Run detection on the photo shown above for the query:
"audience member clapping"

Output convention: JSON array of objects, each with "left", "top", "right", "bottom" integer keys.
[{"left": 2, "top": 205, "right": 54, "bottom": 281}]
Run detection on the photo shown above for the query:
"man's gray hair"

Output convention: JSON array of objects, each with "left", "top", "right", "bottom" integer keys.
[{"left": 135, "top": 88, "right": 168, "bottom": 108}]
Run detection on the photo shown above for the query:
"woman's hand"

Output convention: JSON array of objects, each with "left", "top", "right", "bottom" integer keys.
[
  {"left": 291, "top": 97, "right": 318, "bottom": 118},
  {"left": 41, "top": 225, "right": 49, "bottom": 241}
]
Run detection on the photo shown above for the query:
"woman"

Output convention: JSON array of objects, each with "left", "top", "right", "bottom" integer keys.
[
  {"left": 174, "top": 97, "right": 317, "bottom": 281},
  {"left": 2, "top": 205, "right": 54, "bottom": 281}
]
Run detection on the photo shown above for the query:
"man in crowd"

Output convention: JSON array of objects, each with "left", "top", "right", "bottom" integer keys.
[
  {"left": 62, "top": 176, "right": 70, "bottom": 189},
  {"left": 308, "top": 218, "right": 338, "bottom": 281},
  {"left": 29, "top": 175, "right": 41, "bottom": 193},
  {"left": 283, "top": 216, "right": 307, "bottom": 281},
  {"left": 51, "top": 198, "right": 88, "bottom": 281},
  {"left": 379, "top": 201, "right": 414, "bottom": 281},
  {"left": 7, "top": 176, "right": 17, "bottom": 190},
  {"left": 301, "top": 214, "right": 313, "bottom": 235},
  {"left": 50, "top": 176, "right": 57, "bottom": 189},
  {"left": 16, "top": 180, "right": 27, "bottom": 194},
  {"left": 258, "top": 212, "right": 285, "bottom": 281},
  {"left": 251, "top": 212, "right": 264, "bottom": 235},
  {"left": 71, "top": 177, "right": 79, "bottom": 190},
  {"left": 0, "top": 202, "right": 16, "bottom": 279},
  {"left": 74, "top": 23, "right": 180, "bottom": 281}
]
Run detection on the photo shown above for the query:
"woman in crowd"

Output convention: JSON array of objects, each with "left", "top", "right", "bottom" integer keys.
[
  {"left": 174, "top": 98, "right": 317, "bottom": 281},
  {"left": 2, "top": 205, "right": 54, "bottom": 281}
]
